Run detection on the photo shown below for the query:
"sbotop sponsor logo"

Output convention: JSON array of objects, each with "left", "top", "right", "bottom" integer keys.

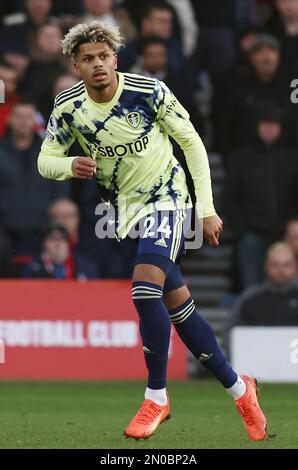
[
  {"left": 0, "top": 80, "right": 5, "bottom": 104},
  {"left": 94, "top": 198, "right": 204, "bottom": 249}
]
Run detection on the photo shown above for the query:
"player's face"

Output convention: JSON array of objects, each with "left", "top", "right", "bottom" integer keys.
[{"left": 74, "top": 42, "right": 117, "bottom": 91}]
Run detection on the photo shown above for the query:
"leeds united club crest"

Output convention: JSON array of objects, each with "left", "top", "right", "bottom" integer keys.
[{"left": 126, "top": 112, "right": 141, "bottom": 128}]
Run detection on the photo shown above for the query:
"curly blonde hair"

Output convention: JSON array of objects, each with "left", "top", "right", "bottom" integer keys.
[{"left": 61, "top": 21, "right": 124, "bottom": 60}]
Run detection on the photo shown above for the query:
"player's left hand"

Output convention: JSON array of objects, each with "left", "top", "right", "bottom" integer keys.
[{"left": 203, "top": 214, "right": 223, "bottom": 247}]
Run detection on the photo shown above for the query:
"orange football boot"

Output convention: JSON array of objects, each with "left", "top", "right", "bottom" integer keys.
[
  {"left": 235, "top": 375, "right": 267, "bottom": 441},
  {"left": 124, "top": 393, "right": 170, "bottom": 440}
]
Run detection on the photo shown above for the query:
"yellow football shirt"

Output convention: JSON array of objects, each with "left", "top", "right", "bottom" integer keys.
[{"left": 38, "top": 72, "right": 215, "bottom": 238}]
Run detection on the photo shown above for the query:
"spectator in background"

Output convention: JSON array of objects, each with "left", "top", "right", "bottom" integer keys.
[
  {"left": 0, "top": 61, "right": 19, "bottom": 137},
  {"left": 0, "top": 100, "right": 69, "bottom": 262},
  {"left": 118, "top": 1, "right": 186, "bottom": 74},
  {"left": 40, "top": 73, "right": 79, "bottom": 120},
  {"left": 52, "top": 74, "right": 79, "bottom": 96},
  {"left": 191, "top": 0, "right": 237, "bottom": 85},
  {"left": 82, "top": 0, "right": 117, "bottom": 26},
  {"left": 130, "top": 36, "right": 169, "bottom": 79},
  {"left": 81, "top": 0, "right": 136, "bottom": 41},
  {"left": 22, "top": 22, "right": 66, "bottom": 110},
  {"left": 30, "top": 21, "right": 63, "bottom": 60},
  {"left": 224, "top": 105, "right": 298, "bottom": 290},
  {"left": 212, "top": 25, "right": 260, "bottom": 152},
  {"left": 62, "top": 55, "right": 83, "bottom": 79},
  {"left": 273, "top": 0, "right": 298, "bottom": 147},
  {"left": 229, "top": 25, "right": 261, "bottom": 80},
  {"left": 230, "top": 242, "right": 298, "bottom": 326},
  {"left": 120, "top": 0, "right": 198, "bottom": 57},
  {"left": 266, "top": 0, "right": 298, "bottom": 76},
  {"left": 22, "top": 223, "right": 98, "bottom": 279},
  {"left": 1, "top": 0, "right": 54, "bottom": 52},
  {"left": 284, "top": 219, "right": 298, "bottom": 271},
  {"left": 48, "top": 199, "right": 81, "bottom": 250},
  {"left": 167, "top": 0, "right": 198, "bottom": 57},
  {"left": 48, "top": 195, "right": 135, "bottom": 279},
  {"left": 0, "top": 43, "right": 30, "bottom": 84},
  {"left": 113, "top": 1, "right": 137, "bottom": 42},
  {"left": 215, "top": 33, "right": 289, "bottom": 155},
  {"left": 234, "top": 0, "right": 273, "bottom": 28}
]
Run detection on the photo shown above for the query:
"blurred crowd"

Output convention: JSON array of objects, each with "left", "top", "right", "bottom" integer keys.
[{"left": 0, "top": 0, "right": 298, "bottom": 320}]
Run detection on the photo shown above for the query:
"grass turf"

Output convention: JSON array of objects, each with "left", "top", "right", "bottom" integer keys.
[{"left": 0, "top": 380, "right": 297, "bottom": 449}]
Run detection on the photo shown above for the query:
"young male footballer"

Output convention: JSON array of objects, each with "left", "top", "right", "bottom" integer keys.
[{"left": 38, "top": 22, "right": 267, "bottom": 441}]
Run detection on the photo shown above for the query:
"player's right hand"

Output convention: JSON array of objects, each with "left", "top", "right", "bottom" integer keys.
[{"left": 71, "top": 156, "right": 97, "bottom": 180}]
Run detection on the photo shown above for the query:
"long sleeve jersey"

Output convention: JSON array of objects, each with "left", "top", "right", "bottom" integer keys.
[{"left": 38, "top": 72, "right": 215, "bottom": 238}]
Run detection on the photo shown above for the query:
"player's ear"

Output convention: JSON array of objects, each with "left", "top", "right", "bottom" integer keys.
[
  {"left": 114, "top": 53, "right": 118, "bottom": 70},
  {"left": 73, "top": 60, "right": 82, "bottom": 78}
]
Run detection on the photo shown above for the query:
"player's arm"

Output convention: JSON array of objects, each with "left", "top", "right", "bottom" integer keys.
[
  {"left": 155, "top": 80, "right": 222, "bottom": 246},
  {"left": 37, "top": 101, "right": 96, "bottom": 181}
]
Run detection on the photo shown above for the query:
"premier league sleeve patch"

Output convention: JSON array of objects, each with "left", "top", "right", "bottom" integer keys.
[
  {"left": 45, "top": 131, "right": 55, "bottom": 142},
  {"left": 48, "top": 114, "right": 58, "bottom": 132}
]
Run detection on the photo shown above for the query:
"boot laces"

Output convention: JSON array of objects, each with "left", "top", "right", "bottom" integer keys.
[
  {"left": 238, "top": 400, "right": 257, "bottom": 426},
  {"left": 135, "top": 402, "right": 162, "bottom": 425}
]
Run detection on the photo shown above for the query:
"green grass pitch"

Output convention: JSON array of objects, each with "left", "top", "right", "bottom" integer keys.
[{"left": 0, "top": 380, "right": 297, "bottom": 449}]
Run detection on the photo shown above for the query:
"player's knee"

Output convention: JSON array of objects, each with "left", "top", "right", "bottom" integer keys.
[
  {"left": 132, "top": 280, "right": 163, "bottom": 308},
  {"left": 168, "top": 297, "right": 195, "bottom": 325},
  {"left": 163, "top": 286, "right": 190, "bottom": 310},
  {"left": 132, "top": 263, "right": 165, "bottom": 286}
]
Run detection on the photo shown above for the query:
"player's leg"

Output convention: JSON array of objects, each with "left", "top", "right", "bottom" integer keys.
[
  {"left": 164, "top": 268, "right": 238, "bottom": 390},
  {"left": 124, "top": 261, "right": 173, "bottom": 440},
  {"left": 132, "top": 262, "right": 170, "bottom": 404},
  {"left": 163, "top": 263, "right": 267, "bottom": 441},
  {"left": 124, "top": 210, "right": 185, "bottom": 439}
]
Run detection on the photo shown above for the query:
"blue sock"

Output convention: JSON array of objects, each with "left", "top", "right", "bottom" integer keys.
[
  {"left": 169, "top": 297, "right": 237, "bottom": 388},
  {"left": 132, "top": 281, "right": 171, "bottom": 389}
]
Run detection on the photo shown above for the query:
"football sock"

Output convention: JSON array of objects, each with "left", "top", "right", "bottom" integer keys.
[
  {"left": 168, "top": 297, "right": 237, "bottom": 388},
  {"left": 132, "top": 281, "right": 171, "bottom": 389},
  {"left": 225, "top": 375, "right": 246, "bottom": 400},
  {"left": 145, "top": 387, "right": 167, "bottom": 406}
]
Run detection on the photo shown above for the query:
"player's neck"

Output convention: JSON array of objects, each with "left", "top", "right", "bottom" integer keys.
[{"left": 85, "top": 72, "right": 119, "bottom": 104}]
